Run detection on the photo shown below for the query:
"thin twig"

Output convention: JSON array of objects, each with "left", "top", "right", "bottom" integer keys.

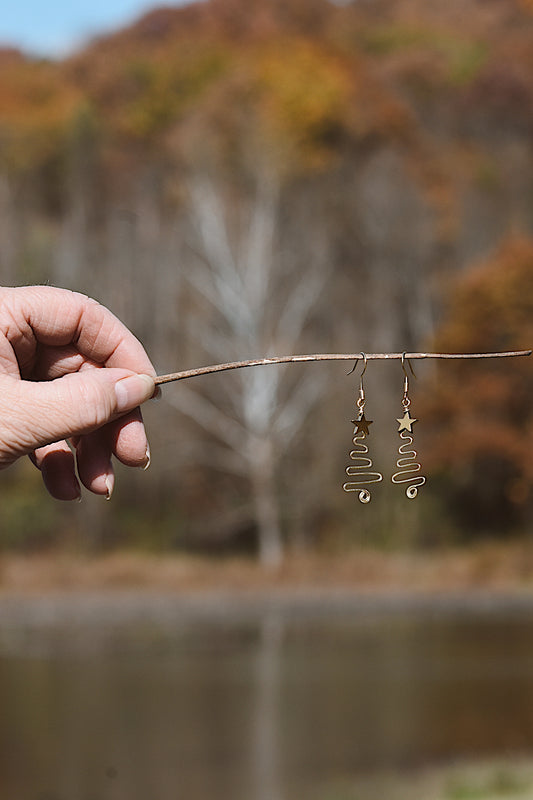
[{"left": 155, "top": 350, "right": 532, "bottom": 385}]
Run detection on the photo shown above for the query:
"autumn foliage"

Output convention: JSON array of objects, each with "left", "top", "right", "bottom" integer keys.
[
  {"left": 424, "top": 238, "right": 533, "bottom": 531},
  {"left": 1, "top": 0, "right": 533, "bottom": 550}
]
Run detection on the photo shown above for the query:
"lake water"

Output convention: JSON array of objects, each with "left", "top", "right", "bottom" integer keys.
[{"left": 1, "top": 591, "right": 533, "bottom": 800}]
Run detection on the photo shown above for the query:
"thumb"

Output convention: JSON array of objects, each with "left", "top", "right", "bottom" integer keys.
[{"left": 0, "top": 370, "right": 155, "bottom": 465}]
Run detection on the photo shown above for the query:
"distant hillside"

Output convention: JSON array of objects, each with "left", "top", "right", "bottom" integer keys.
[{"left": 2, "top": 0, "right": 533, "bottom": 176}]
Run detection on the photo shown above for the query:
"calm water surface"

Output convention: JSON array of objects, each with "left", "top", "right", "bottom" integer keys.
[{"left": 1, "top": 593, "right": 533, "bottom": 799}]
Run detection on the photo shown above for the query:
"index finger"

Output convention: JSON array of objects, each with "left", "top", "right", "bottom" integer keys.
[{"left": 0, "top": 286, "right": 156, "bottom": 377}]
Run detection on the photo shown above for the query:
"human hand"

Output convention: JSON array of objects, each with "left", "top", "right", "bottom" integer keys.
[{"left": 0, "top": 286, "right": 157, "bottom": 501}]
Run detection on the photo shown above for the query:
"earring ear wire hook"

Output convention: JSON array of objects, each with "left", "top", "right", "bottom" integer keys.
[
  {"left": 358, "top": 353, "right": 368, "bottom": 408},
  {"left": 401, "top": 352, "right": 416, "bottom": 379},
  {"left": 401, "top": 351, "right": 417, "bottom": 394},
  {"left": 360, "top": 352, "right": 368, "bottom": 380},
  {"left": 346, "top": 352, "right": 367, "bottom": 376},
  {"left": 346, "top": 353, "right": 368, "bottom": 407},
  {"left": 401, "top": 351, "right": 417, "bottom": 409}
]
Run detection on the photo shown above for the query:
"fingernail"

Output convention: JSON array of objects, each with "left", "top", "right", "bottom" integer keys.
[
  {"left": 105, "top": 473, "right": 114, "bottom": 501},
  {"left": 115, "top": 374, "right": 155, "bottom": 413},
  {"left": 141, "top": 444, "right": 151, "bottom": 471}
]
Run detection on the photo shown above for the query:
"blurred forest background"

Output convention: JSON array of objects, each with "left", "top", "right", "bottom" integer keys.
[{"left": 1, "top": 0, "right": 533, "bottom": 565}]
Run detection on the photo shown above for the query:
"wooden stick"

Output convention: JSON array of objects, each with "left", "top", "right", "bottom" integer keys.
[{"left": 154, "top": 350, "right": 532, "bottom": 385}]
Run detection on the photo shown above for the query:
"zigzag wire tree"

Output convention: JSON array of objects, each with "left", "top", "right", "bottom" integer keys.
[
  {"left": 391, "top": 425, "right": 426, "bottom": 499},
  {"left": 391, "top": 355, "right": 426, "bottom": 499},
  {"left": 341, "top": 353, "right": 383, "bottom": 503},
  {"left": 342, "top": 418, "right": 383, "bottom": 504}
]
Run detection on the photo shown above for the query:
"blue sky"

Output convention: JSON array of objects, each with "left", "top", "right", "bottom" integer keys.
[{"left": 0, "top": 0, "right": 190, "bottom": 57}]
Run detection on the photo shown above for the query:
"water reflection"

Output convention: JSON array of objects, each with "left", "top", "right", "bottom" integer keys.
[
  {"left": 1, "top": 594, "right": 533, "bottom": 799},
  {"left": 252, "top": 612, "right": 284, "bottom": 800}
]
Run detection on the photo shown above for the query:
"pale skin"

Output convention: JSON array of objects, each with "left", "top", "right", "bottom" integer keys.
[{"left": 0, "top": 286, "right": 157, "bottom": 501}]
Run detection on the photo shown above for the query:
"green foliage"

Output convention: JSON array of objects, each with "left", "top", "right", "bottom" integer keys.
[
  {"left": 447, "top": 41, "right": 488, "bottom": 86},
  {"left": 116, "top": 48, "right": 232, "bottom": 141},
  {"left": 310, "top": 763, "right": 533, "bottom": 800},
  {"left": 473, "top": 154, "right": 502, "bottom": 192},
  {"left": 0, "top": 464, "right": 61, "bottom": 551},
  {"left": 361, "top": 24, "right": 488, "bottom": 85},
  {"left": 445, "top": 767, "right": 528, "bottom": 798},
  {"left": 108, "top": 503, "right": 188, "bottom": 552}
]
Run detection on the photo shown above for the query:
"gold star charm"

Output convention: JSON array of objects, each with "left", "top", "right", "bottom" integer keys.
[
  {"left": 397, "top": 411, "right": 417, "bottom": 433},
  {"left": 352, "top": 413, "right": 373, "bottom": 436}
]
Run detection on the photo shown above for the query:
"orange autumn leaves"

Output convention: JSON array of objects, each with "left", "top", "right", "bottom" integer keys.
[
  {"left": 424, "top": 237, "right": 533, "bottom": 522},
  {"left": 0, "top": 1, "right": 413, "bottom": 176},
  {"left": 0, "top": 53, "right": 82, "bottom": 170}
]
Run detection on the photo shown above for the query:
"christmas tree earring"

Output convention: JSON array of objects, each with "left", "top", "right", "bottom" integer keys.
[
  {"left": 343, "top": 354, "right": 383, "bottom": 503},
  {"left": 391, "top": 353, "right": 426, "bottom": 499}
]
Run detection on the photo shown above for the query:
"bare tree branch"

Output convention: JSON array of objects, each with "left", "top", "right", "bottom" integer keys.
[{"left": 155, "top": 350, "right": 532, "bottom": 385}]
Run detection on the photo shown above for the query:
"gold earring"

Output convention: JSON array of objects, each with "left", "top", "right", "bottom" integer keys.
[
  {"left": 391, "top": 353, "right": 426, "bottom": 499},
  {"left": 343, "top": 354, "right": 383, "bottom": 503}
]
